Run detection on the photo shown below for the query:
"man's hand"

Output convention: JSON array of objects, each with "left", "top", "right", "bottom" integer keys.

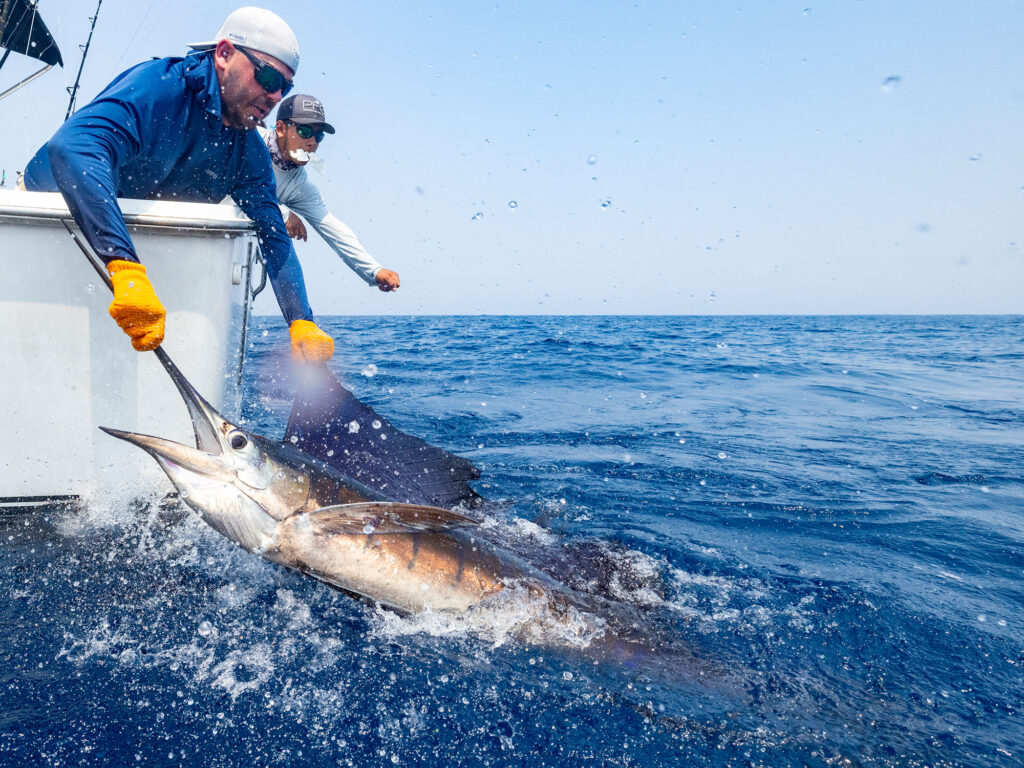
[
  {"left": 106, "top": 260, "right": 166, "bottom": 351},
  {"left": 375, "top": 268, "right": 400, "bottom": 292},
  {"left": 285, "top": 211, "right": 307, "bottom": 241},
  {"left": 289, "top": 319, "right": 334, "bottom": 362}
]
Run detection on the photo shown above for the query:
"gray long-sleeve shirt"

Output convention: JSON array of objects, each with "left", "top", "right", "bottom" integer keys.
[{"left": 257, "top": 126, "right": 382, "bottom": 286}]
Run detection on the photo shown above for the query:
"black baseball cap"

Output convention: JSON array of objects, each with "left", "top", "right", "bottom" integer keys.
[{"left": 276, "top": 94, "right": 335, "bottom": 133}]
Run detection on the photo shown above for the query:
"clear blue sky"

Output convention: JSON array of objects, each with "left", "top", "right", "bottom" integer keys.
[{"left": 2, "top": 1, "right": 1022, "bottom": 315}]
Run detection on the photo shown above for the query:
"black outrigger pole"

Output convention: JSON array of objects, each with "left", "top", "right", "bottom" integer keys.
[{"left": 64, "top": 0, "right": 102, "bottom": 120}]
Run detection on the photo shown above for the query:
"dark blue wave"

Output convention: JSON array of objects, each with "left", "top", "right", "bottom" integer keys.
[{"left": 2, "top": 315, "right": 1022, "bottom": 767}]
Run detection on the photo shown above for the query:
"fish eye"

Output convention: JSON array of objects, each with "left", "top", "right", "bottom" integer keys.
[{"left": 229, "top": 432, "right": 249, "bottom": 450}]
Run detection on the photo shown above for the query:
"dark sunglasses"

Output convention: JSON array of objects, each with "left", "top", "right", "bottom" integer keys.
[
  {"left": 292, "top": 123, "right": 326, "bottom": 143},
  {"left": 237, "top": 46, "right": 293, "bottom": 97}
]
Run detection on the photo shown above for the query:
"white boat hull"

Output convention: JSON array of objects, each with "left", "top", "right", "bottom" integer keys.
[{"left": 0, "top": 190, "right": 258, "bottom": 505}]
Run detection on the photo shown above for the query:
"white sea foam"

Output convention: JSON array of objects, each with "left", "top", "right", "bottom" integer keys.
[
  {"left": 479, "top": 516, "right": 556, "bottom": 546},
  {"left": 665, "top": 567, "right": 815, "bottom": 634},
  {"left": 56, "top": 485, "right": 167, "bottom": 535},
  {"left": 275, "top": 588, "right": 313, "bottom": 630},
  {"left": 371, "top": 581, "right": 606, "bottom": 650},
  {"left": 211, "top": 644, "right": 276, "bottom": 701},
  {"left": 58, "top": 618, "right": 129, "bottom": 665}
]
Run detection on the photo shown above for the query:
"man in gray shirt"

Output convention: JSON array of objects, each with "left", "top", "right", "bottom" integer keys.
[{"left": 258, "top": 94, "right": 400, "bottom": 293}]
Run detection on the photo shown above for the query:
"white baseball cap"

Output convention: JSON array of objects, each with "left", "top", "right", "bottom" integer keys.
[{"left": 188, "top": 7, "right": 299, "bottom": 74}]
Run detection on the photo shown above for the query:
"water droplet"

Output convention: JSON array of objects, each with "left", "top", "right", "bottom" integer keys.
[
  {"left": 372, "top": 420, "right": 382, "bottom": 430},
  {"left": 326, "top": 449, "right": 334, "bottom": 457},
  {"left": 289, "top": 435, "right": 298, "bottom": 443},
  {"left": 802, "top": 7, "right": 811, "bottom": 15},
  {"left": 508, "top": 200, "right": 517, "bottom": 209},
  {"left": 362, "top": 523, "right": 375, "bottom": 535},
  {"left": 709, "top": 291, "right": 717, "bottom": 303},
  {"left": 977, "top": 614, "right": 987, "bottom": 623},
  {"left": 600, "top": 199, "right": 611, "bottom": 209},
  {"left": 880, "top": 75, "right": 901, "bottom": 93},
  {"left": 86, "top": 283, "right": 95, "bottom": 293},
  {"left": 197, "top": 621, "right": 213, "bottom": 638},
  {"left": 968, "top": 154, "right": 982, "bottom": 162},
  {"left": 679, "top": 439, "right": 686, "bottom": 444},
  {"left": 562, "top": 671, "right": 574, "bottom": 680},
  {"left": 348, "top": 421, "right": 360, "bottom": 434},
  {"left": 471, "top": 212, "right": 483, "bottom": 221},
  {"left": 361, "top": 363, "right": 378, "bottom": 377},
  {"left": 699, "top": 479, "right": 707, "bottom": 486},
  {"left": 262, "top": 329, "right": 269, "bottom": 337},
  {"left": 587, "top": 155, "right": 597, "bottom": 165},
  {"left": 718, "top": 452, "right": 727, "bottom": 459}
]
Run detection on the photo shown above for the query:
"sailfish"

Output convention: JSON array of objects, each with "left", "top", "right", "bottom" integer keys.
[{"left": 101, "top": 357, "right": 600, "bottom": 627}]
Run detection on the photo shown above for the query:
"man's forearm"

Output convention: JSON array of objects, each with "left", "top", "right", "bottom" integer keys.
[
  {"left": 47, "top": 131, "right": 139, "bottom": 264},
  {"left": 312, "top": 213, "right": 382, "bottom": 285}
]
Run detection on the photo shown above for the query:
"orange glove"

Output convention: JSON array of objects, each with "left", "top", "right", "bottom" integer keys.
[
  {"left": 289, "top": 319, "right": 334, "bottom": 362},
  {"left": 106, "top": 260, "right": 166, "bottom": 351}
]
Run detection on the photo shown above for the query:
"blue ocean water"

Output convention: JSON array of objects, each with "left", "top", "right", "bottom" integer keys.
[{"left": 2, "top": 315, "right": 1022, "bottom": 767}]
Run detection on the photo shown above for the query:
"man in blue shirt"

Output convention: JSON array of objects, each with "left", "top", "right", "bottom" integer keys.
[{"left": 23, "top": 7, "right": 334, "bottom": 361}]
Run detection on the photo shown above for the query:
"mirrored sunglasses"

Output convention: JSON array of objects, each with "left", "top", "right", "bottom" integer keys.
[
  {"left": 238, "top": 47, "right": 293, "bottom": 97},
  {"left": 293, "top": 123, "right": 326, "bottom": 143}
]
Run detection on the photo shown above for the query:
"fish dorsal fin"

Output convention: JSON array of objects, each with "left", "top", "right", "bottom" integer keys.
[
  {"left": 284, "top": 364, "right": 482, "bottom": 508},
  {"left": 305, "top": 502, "right": 480, "bottom": 536}
]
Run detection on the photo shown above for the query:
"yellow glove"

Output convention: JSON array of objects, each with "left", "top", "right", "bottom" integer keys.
[
  {"left": 289, "top": 319, "right": 334, "bottom": 362},
  {"left": 106, "top": 260, "right": 166, "bottom": 351}
]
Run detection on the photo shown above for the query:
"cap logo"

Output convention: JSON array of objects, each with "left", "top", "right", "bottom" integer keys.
[
  {"left": 227, "top": 32, "right": 247, "bottom": 44},
  {"left": 302, "top": 99, "right": 326, "bottom": 119}
]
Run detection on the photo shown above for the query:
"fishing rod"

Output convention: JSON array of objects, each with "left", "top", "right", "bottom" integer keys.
[{"left": 64, "top": 0, "right": 102, "bottom": 120}]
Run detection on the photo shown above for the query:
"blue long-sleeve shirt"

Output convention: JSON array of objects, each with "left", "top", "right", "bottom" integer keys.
[{"left": 24, "top": 52, "right": 313, "bottom": 324}]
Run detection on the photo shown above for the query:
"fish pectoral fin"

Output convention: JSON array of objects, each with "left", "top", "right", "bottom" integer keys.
[{"left": 305, "top": 502, "right": 480, "bottom": 535}]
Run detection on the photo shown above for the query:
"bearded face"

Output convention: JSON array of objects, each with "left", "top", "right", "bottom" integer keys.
[{"left": 214, "top": 44, "right": 293, "bottom": 131}]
